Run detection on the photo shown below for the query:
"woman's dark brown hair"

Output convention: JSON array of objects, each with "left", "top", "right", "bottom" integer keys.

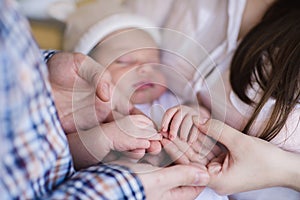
[{"left": 230, "top": 0, "right": 300, "bottom": 141}]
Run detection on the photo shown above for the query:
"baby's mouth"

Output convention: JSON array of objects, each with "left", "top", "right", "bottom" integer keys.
[{"left": 133, "top": 81, "right": 154, "bottom": 91}]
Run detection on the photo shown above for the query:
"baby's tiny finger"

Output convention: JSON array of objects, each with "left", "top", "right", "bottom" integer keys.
[
  {"left": 161, "top": 107, "right": 178, "bottom": 132},
  {"left": 179, "top": 115, "right": 193, "bottom": 142},
  {"left": 188, "top": 125, "right": 200, "bottom": 144},
  {"left": 169, "top": 111, "right": 185, "bottom": 140}
]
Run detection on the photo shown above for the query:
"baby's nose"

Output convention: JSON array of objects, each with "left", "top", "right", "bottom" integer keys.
[{"left": 136, "top": 63, "right": 154, "bottom": 74}]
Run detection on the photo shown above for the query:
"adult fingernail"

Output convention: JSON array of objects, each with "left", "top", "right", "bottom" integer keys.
[
  {"left": 194, "top": 171, "right": 209, "bottom": 186},
  {"left": 101, "top": 82, "right": 110, "bottom": 100},
  {"left": 208, "top": 163, "right": 222, "bottom": 174},
  {"left": 192, "top": 116, "right": 209, "bottom": 125},
  {"left": 102, "top": 82, "right": 110, "bottom": 93}
]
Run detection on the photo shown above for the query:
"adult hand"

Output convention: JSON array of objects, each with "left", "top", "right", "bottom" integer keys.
[
  {"left": 47, "top": 52, "right": 133, "bottom": 133},
  {"left": 193, "top": 118, "right": 298, "bottom": 195},
  {"left": 102, "top": 114, "right": 162, "bottom": 160},
  {"left": 68, "top": 114, "right": 161, "bottom": 169},
  {"left": 112, "top": 160, "right": 210, "bottom": 200},
  {"left": 161, "top": 135, "right": 220, "bottom": 166},
  {"left": 159, "top": 114, "right": 221, "bottom": 166}
]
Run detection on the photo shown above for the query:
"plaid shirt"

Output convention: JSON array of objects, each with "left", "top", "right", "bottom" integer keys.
[{"left": 0, "top": 0, "right": 145, "bottom": 199}]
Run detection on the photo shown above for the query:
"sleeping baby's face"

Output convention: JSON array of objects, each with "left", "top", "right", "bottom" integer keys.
[{"left": 90, "top": 29, "right": 166, "bottom": 104}]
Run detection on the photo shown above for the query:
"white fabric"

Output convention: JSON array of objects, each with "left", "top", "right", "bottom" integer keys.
[
  {"left": 195, "top": 188, "right": 228, "bottom": 200},
  {"left": 135, "top": 90, "right": 179, "bottom": 128},
  {"left": 127, "top": 0, "right": 300, "bottom": 152},
  {"left": 230, "top": 187, "right": 300, "bottom": 200},
  {"left": 63, "top": 0, "right": 160, "bottom": 53},
  {"left": 74, "top": 14, "right": 160, "bottom": 54},
  {"left": 125, "top": 0, "right": 300, "bottom": 199}
]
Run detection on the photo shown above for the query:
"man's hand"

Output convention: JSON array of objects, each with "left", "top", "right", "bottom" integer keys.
[
  {"left": 47, "top": 52, "right": 133, "bottom": 133},
  {"left": 111, "top": 160, "right": 209, "bottom": 200},
  {"left": 67, "top": 114, "right": 161, "bottom": 169}
]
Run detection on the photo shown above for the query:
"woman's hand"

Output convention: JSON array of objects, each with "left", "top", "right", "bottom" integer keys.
[
  {"left": 161, "top": 134, "right": 221, "bottom": 166},
  {"left": 193, "top": 118, "right": 299, "bottom": 195}
]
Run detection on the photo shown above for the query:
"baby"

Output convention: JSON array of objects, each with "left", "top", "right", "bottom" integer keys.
[
  {"left": 63, "top": 0, "right": 213, "bottom": 163},
  {"left": 63, "top": 3, "right": 227, "bottom": 199},
  {"left": 89, "top": 28, "right": 175, "bottom": 125},
  {"left": 62, "top": 7, "right": 184, "bottom": 164}
]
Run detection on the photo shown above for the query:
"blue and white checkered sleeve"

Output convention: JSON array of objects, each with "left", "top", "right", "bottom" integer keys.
[
  {"left": 0, "top": 1, "right": 146, "bottom": 199},
  {"left": 45, "top": 164, "right": 145, "bottom": 200}
]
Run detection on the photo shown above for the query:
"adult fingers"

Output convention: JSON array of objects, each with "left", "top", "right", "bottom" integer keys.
[
  {"left": 171, "top": 138, "right": 206, "bottom": 164},
  {"left": 207, "top": 153, "right": 227, "bottom": 175},
  {"left": 191, "top": 130, "right": 222, "bottom": 162},
  {"left": 115, "top": 115, "right": 157, "bottom": 138},
  {"left": 147, "top": 165, "right": 209, "bottom": 189},
  {"left": 163, "top": 186, "right": 205, "bottom": 200},
  {"left": 161, "top": 139, "right": 190, "bottom": 164},
  {"left": 147, "top": 141, "right": 162, "bottom": 155},
  {"left": 122, "top": 149, "right": 146, "bottom": 160},
  {"left": 73, "top": 53, "right": 112, "bottom": 102},
  {"left": 113, "top": 161, "right": 208, "bottom": 200},
  {"left": 193, "top": 118, "right": 244, "bottom": 152},
  {"left": 191, "top": 140, "right": 216, "bottom": 164},
  {"left": 111, "top": 87, "right": 133, "bottom": 115},
  {"left": 124, "top": 137, "right": 151, "bottom": 150}
]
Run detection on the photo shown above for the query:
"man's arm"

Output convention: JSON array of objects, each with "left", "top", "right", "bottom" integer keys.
[{"left": 44, "top": 164, "right": 145, "bottom": 199}]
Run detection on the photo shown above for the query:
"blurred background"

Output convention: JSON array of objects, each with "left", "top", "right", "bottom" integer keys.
[{"left": 17, "top": 0, "right": 96, "bottom": 49}]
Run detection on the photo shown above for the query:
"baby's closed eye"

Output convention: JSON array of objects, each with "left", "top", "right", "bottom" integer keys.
[{"left": 115, "top": 54, "right": 137, "bottom": 65}]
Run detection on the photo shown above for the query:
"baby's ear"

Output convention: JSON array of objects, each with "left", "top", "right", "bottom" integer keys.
[{"left": 47, "top": 0, "right": 77, "bottom": 22}]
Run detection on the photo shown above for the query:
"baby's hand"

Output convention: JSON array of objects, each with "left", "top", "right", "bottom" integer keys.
[
  {"left": 160, "top": 105, "right": 198, "bottom": 143},
  {"left": 102, "top": 114, "right": 162, "bottom": 160}
]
